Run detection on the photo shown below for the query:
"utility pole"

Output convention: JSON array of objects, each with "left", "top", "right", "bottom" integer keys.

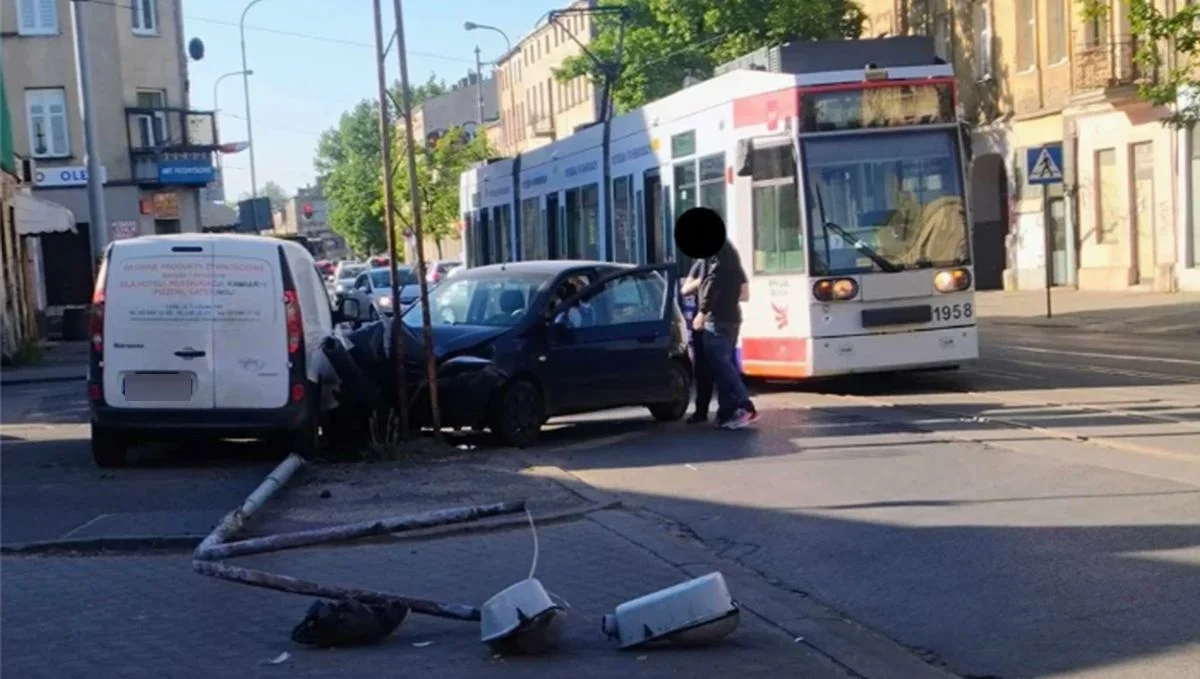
[
  {"left": 70, "top": 0, "right": 107, "bottom": 262},
  {"left": 474, "top": 45, "right": 485, "bottom": 126},
  {"left": 371, "top": 0, "right": 408, "bottom": 438},
  {"left": 392, "top": 0, "right": 442, "bottom": 438}
]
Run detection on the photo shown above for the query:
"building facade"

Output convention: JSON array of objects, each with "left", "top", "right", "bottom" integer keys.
[
  {"left": 492, "top": 0, "right": 603, "bottom": 156},
  {"left": 410, "top": 73, "right": 497, "bottom": 145},
  {"left": 858, "top": 0, "right": 1181, "bottom": 291},
  {"left": 272, "top": 184, "right": 348, "bottom": 260},
  {"left": 3, "top": 0, "right": 218, "bottom": 310}
]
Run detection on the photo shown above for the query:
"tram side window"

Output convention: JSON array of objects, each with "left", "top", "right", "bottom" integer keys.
[
  {"left": 521, "top": 197, "right": 545, "bottom": 259},
  {"left": 750, "top": 145, "right": 805, "bottom": 274},
  {"left": 476, "top": 209, "right": 493, "bottom": 265},
  {"left": 611, "top": 175, "right": 637, "bottom": 263},
  {"left": 493, "top": 204, "right": 513, "bottom": 263},
  {"left": 564, "top": 183, "right": 601, "bottom": 260},
  {"left": 673, "top": 160, "right": 697, "bottom": 224},
  {"left": 698, "top": 153, "right": 726, "bottom": 220},
  {"left": 463, "top": 213, "right": 476, "bottom": 266}
]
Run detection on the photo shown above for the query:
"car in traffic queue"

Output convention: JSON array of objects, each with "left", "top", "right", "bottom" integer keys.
[
  {"left": 387, "top": 260, "right": 692, "bottom": 447},
  {"left": 425, "top": 260, "right": 462, "bottom": 285},
  {"left": 344, "top": 266, "right": 421, "bottom": 319},
  {"left": 330, "top": 261, "right": 367, "bottom": 298}
]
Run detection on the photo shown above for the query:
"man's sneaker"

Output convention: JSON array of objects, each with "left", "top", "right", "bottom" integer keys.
[{"left": 720, "top": 409, "right": 756, "bottom": 430}]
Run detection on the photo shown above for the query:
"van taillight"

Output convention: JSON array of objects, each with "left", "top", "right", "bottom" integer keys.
[{"left": 284, "top": 290, "right": 303, "bottom": 354}]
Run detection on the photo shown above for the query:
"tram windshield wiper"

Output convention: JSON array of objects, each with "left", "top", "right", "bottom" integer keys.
[{"left": 821, "top": 221, "right": 901, "bottom": 273}]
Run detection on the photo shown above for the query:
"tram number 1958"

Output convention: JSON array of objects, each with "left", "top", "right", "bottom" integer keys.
[{"left": 933, "top": 303, "right": 973, "bottom": 322}]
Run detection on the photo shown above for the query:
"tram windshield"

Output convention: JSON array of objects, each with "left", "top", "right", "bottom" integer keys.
[{"left": 803, "top": 129, "right": 970, "bottom": 275}]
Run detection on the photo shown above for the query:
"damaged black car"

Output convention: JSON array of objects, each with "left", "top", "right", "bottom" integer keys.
[{"left": 340, "top": 261, "right": 693, "bottom": 447}]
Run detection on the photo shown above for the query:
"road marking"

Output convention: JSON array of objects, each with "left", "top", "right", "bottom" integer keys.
[{"left": 996, "top": 344, "right": 1200, "bottom": 367}]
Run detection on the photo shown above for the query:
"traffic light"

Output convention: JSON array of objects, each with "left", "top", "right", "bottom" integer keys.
[{"left": 302, "top": 203, "right": 313, "bottom": 220}]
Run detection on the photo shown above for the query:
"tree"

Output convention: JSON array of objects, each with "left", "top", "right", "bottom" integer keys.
[
  {"left": 1079, "top": 0, "right": 1199, "bottom": 127},
  {"left": 260, "top": 181, "right": 290, "bottom": 213},
  {"left": 388, "top": 127, "right": 493, "bottom": 259},
  {"left": 312, "top": 74, "right": 451, "bottom": 258},
  {"left": 556, "top": 0, "right": 864, "bottom": 113}
]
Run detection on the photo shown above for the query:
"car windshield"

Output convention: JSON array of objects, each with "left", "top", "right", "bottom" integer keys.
[
  {"left": 370, "top": 268, "right": 417, "bottom": 288},
  {"left": 803, "top": 129, "right": 970, "bottom": 275},
  {"left": 337, "top": 265, "right": 365, "bottom": 280},
  {"left": 402, "top": 272, "right": 553, "bottom": 328}
]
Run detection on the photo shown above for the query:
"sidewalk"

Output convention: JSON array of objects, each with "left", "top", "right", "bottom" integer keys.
[
  {"left": 975, "top": 289, "right": 1200, "bottom": 334},
  {"left": 0, "top": 341, "right": 87, "bottom": 386}
]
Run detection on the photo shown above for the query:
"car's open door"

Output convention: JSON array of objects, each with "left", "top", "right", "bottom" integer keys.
[{"left": 547, "top": 264, "right": 678, "bottom": 409}]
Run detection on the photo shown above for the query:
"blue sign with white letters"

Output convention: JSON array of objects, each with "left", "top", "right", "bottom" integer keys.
[
  {"left": 1025, "top": 143, "right": 1064, "bottom": 185},
  {"left": 158, "top": 159, "right": 214, "bottom": 185}
]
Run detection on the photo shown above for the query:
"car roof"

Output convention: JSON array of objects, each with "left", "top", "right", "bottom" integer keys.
[{"left": 464, "top": 260, "right": 632, "bottom": 276}]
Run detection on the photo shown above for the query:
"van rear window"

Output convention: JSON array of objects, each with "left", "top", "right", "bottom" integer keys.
[{"left": 108, "top": 255, "right": 279, "bottom": 323}]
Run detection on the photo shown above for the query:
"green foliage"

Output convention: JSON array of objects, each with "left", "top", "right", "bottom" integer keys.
[
  {"left": 555, "top": 0, "right": 865, "bottom": 113},
  {"left": 1078, "top": 0, "right": 1200, "bottom": 127},
  {"left": 388, "top": 127, "right": 493, "bottom": 257},
  {"left": 312, "top": 74, "right": 450, "bottom": 257}
]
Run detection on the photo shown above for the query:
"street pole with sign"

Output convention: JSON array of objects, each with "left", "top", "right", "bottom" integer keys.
[{"left": 1026, "top": 143, "right": 1065, "bottom": 319}]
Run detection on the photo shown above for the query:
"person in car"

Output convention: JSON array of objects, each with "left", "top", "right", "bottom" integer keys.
[{"left": 549, "top": 275, "right": 593, "bottom": 327}]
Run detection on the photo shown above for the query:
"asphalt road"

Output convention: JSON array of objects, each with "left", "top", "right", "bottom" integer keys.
[
  {"left": 4, "top": 308, "right": 1199, "bottom": 677},
  {"left": 0, "top": 380, "right": 274, "bottom": 547},
  {"left": 522, "top": 317, "right": 1200, "bottom": 679}
]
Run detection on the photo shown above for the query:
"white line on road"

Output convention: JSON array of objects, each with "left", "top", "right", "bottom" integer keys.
[
  {"left": 995, "top": 344, "right": 1200, "bottom": 367},
  {"left": 61, "top": 513, "right": 111, "bottom": 539}
]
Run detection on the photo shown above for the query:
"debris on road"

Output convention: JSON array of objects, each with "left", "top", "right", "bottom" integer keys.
[
  {"left": 291, "top": 599, "right": 409, "bottom": 647},
  {"left": 602, "top": 572, "right": 740, "bottom": 649},
  {"left": 264, "top": 652, "right": 291, "bottom": 665},
  {"left": 480, "top": 578, "right": 565, "bottom": 655}
]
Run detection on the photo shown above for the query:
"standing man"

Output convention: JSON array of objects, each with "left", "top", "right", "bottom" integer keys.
[{"left": 692, "top": 241, "right": 757, "bottom": 429}]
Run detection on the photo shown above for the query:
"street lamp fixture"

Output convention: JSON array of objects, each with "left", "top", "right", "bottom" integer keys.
[
  {"left": 464, "top": 21, "right": 514, "bottom": 147},
  {"left": 239, "top": 0, "right": 269, "bottom": 198}
]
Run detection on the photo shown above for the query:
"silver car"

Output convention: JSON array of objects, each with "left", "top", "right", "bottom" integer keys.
[
  {"left": 330, "top": 262, "right": 368, "bottom": 297},
  {"left": 345, "top": 266, "right": 421, "bottom": 318}
]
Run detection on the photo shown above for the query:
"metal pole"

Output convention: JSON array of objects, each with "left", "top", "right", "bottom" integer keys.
[
  {"left": 1043, "top": 189, "right": 1053, "bottom": 319},
  {"left": 239, "top": 0, "right": 264, "bottom": 199},
  {"left": 372, "top": 0, "right": 409, "bottom": 439},
  {"left": 475, "top": 46, "right": 485, "bottom": 125},
  {"left": 393, "top": 0, "right": 443, "bottom": 438},
  {"left": 70, "top": 0, "right": 107, "bottom": 261}
]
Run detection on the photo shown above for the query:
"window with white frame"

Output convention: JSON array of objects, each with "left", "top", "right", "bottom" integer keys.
[
  {"left": 132, "top": 0, "right": 159, "bottom": 35},
  {"left": 17, "top": 0, "right": 58, "bottom": 36},
  {"left": 973, "top": 2, "right": 993, "bottom": 80},
  {"left": 25, "top": 88, "right": 70, "bottom": 158},
  {"left": 135, "top": 89, "right": 168, "bottom": 147}
]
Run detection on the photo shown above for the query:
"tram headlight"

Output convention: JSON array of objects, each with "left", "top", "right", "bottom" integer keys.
[
  {"left": 813, "top": 278, "right": 859, "bottom": 302},
  {"left": 933, "top": 268, "right": 972, "bottom": 293}
]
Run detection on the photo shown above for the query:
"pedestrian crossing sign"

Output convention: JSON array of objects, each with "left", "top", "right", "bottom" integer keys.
[{"left": 1026, "top": 143, "right": 1064, "bottom": 185}]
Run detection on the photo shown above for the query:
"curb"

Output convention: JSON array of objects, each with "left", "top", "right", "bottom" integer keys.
[
  {"left": 0, "top": 374, "right": 86, "bottom": 387},
  {"left": 1, "top": 534, "right": 203, "bottom": 555},
  {"left": 0, "top": 503, "right": 618, "bottom": 556}
]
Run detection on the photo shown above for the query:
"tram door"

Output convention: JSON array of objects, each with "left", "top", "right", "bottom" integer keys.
[
  {"left": 546, "top": 193, "right": 560, "bottom": 259},
  {"left": 644, "top": 170, "right": 662, "bottom": 264}
]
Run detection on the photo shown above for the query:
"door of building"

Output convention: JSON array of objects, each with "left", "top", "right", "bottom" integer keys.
[{"left": 1132, "top": 142, "right": 1156, "bottom": 284}]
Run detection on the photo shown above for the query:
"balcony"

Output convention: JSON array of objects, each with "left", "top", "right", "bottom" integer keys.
[
  {"left": 125, "top": 107, "right": 220, "bottom": 187},
  {"left": 1072, "top": 35, "right": 1156, "bottom": 103}
]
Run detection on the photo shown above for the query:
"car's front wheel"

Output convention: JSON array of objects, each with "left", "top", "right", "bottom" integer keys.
[
  {"left": 92, "top": 423, "right": 129, "bottom": 467},
  {"left": 648, "top": 360, "right": 691, "bottom": 422},
  {"left": 490, "top": 379, "right": 544, "bottom": 448}
]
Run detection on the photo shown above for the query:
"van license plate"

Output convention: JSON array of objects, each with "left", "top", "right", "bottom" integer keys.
[{"left": 123, "top": 373, "right": 194, "bottom": 402}]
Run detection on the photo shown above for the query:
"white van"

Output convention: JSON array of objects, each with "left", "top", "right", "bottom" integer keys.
[{"left": 87, "top": 234, "right": 362, "bottom": 466}]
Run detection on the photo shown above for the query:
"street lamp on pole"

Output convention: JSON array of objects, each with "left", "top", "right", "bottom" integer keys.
[
  {"left": 464, "top": 22, "right": 515, "bottom": 149},
  {"left": 213, "top": 70, "right": 251, "bottom": 184},
  {"left": 239, "top": 0, "right": 267, "bottom": 199}
]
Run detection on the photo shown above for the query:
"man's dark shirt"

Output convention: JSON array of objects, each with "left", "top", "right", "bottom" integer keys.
[{"left": 698, "top": 243, "right": 747, "bottom": 325}]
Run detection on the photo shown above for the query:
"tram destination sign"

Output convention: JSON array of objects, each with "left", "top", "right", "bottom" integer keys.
[{"left": 800, "top": 82, "right": 955, "bottom": 132}]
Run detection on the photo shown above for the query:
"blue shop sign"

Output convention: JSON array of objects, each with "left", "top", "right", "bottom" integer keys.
[{"left": 158, "top": 159, "right": 215, "bottom": 185}]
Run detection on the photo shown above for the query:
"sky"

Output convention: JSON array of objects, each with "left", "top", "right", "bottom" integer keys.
[{"left": 183, "top": 0, "right": 564, "bottom": 201}]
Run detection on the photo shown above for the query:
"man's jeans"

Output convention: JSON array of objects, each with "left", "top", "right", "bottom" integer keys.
[{"left": 702, "top": 320, "right": 751, "bottom": 421}]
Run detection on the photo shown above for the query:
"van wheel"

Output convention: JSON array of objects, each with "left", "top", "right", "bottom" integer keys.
[
  {"left": 92, "top": 424, "right": 129, "bottom": 468},
  {"left": 489, "top": 379, "right": 543, "bottom": 448},
  {"left": 648, "top": 361, "right": 691, "bottom": 422}
]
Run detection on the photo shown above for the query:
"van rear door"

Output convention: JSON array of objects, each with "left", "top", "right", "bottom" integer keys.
[
  {"left": 103, "top": 237, "right": 216, "bottom": 409},
  {"left": 211, "top": 239, "right": 290, "bottom": 409}
]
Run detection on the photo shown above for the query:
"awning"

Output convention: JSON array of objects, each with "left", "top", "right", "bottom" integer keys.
[{"left": 13, "top": 193, "right": 76, "bottom": 235}]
